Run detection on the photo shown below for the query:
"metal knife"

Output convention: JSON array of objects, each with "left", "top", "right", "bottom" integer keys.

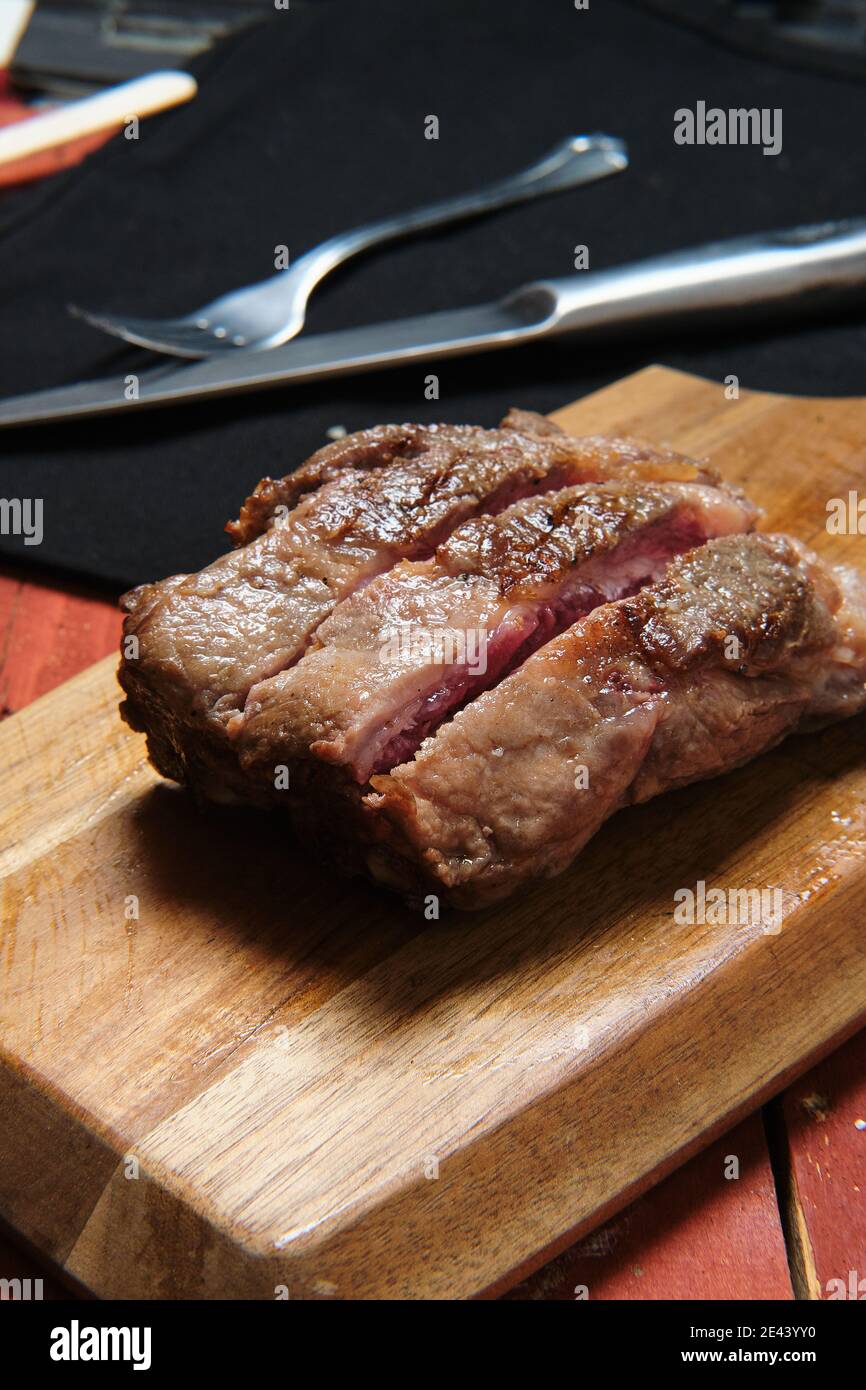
[{"left": 3, "top": 218, "right": 866, "bottom": 428}]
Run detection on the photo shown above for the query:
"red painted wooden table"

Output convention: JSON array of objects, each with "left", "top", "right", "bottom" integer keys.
[{"left": 0, "top": 85, "right": 863, "bottom": 1303}]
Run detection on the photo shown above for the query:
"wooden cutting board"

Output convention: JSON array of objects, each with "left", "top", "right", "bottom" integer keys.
[{"left": 2, "top": 365, "right": 866, "bottom": 1301}]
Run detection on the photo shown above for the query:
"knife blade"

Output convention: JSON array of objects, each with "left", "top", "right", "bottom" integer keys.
[
  {"left": 0, "top": 296, "right": 551, "bottom": 428},
  {"left": 3, "top": 218, "right": 866, "bottom": 428}
]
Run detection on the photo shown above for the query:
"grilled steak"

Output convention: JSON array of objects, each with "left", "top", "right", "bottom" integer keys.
[
  {"left": 366, "top": 534, "right": 866, "bottom": 907},
  {"left": 117, "top": 404, "right": 866, "bottom": 914},
  {"left": 237, "top": 480, "right": 756, "bottom": 786},
  {"left": 119, "top": 412, "right": 719, "bottom": 802}
]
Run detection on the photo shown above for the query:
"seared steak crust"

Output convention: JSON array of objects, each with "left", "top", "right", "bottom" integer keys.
[
  {"left": 625, "top": 531, "right": 839, "bottom": 672},
  {"left": 499, "top": 407, "right": 568, "bottom": 437},
  {"left": 237, "top": 480, "right": 755, "bottom": 785},
  {"left": 367, "top": 534, "right": 866, "bottom": 907},
  {"left": 227, "top": 411, "right": 576, "bottom": 544},
  {"left": 437, "top": 479, "right": 739, "bottom": 594},
  {"left": 226, "top": 425, "right": 426, "bottom": 546},
  {"left": 119, "top": 414, "right": 717, "bottom": 801}
]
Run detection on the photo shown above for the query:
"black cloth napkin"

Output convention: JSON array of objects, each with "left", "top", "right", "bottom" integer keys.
[{"left": 1, "top": 0, "right": 865, "bottom": 590}]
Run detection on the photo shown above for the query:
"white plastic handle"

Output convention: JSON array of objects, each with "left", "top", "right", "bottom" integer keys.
[{"left": 0, "top": 70, "right": 198, "bottom": 168}]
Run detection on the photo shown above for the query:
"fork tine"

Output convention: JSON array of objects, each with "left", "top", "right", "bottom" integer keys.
[{"left": 68, "top": 305, "right": 230, "bottom": 358}]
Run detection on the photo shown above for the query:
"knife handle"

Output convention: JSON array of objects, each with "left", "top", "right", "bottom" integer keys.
[{"left": 530, "top": 219, "right": 866, "bottom": 336}]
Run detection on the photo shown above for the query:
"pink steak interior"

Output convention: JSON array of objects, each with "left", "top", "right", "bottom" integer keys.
[{"left": 364, "top": 511, "right": 709, "bottom": 778}]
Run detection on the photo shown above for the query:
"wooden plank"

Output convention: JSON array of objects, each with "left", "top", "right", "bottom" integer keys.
[
  {"left": 774, "top": 1030, "right": 866, "bottom": 1300},
  {"left": 0, "top": 570, "right": 121, "bottom": 715},
  {"left": 507, "top": 1115, "right": 792, "bottom": 1300},
  {"left": 1, "top": 366, "right": 865, "bottom": 1299},
  {"left": 0, "top": 574, "right": 118, "bottom": 1301}
]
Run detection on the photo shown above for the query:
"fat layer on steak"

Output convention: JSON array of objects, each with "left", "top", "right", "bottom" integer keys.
[
  {"left": 366, "top": 534, "right": 866, "bottom": 907},
  {"left": 237, "top": 480, "right": 756, "bottom": 786},
  {"left": 118, "top": 412, "right": 720, "bottom": 801}
]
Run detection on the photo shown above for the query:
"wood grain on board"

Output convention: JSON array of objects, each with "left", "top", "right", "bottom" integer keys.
[{"left": 1, "top": 366, "right": 865, "bottom": 1300}]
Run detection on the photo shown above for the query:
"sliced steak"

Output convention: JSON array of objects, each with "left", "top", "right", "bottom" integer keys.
[
  {"left": 237, "top": 480, "right": 756, "bottom": 786},
  {"left": 366, "top": 534, "right": 866, "bottom": 908},
  {"left": 498, "top": 407, "right": 570, "bottom": 438},
  {"left": 119, "top": 414, "right": 719, "bottom": 801}
]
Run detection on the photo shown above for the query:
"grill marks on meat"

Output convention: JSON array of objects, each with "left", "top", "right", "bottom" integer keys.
[
  {"left": 119, "top": 414, "right": 718, "bottom": 800},
  {"left": 237, "top": 481, "right": 756, "bottom": 785},
  {"left": 226, "top": 425, "right": 431, "bottom": 547},
  {"left": 366, "top": 534, "right": 866, "bottom": 907}
]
